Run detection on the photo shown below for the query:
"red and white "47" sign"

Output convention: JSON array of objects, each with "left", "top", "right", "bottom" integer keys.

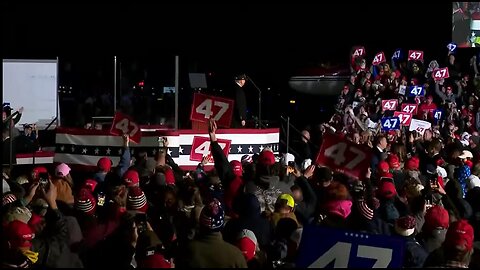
[
  {"left": 190, "top": 93, "right": 235, "bottom": 128},
  {"left": 372, "top": 52, "right": 386, "bottom": 66},
  {"left": 408, "top": 50, "right": 424, "bottom": 61},
  {"left": 110, "top": 112, "right": 142, "bottom": 143},
  {"left": 382, "top": 99, "right": 398, "bottom": 111},
  {"left": 189, "top": 136, "right": 232, "bottom": 163},
  {"left": 432, "top": 67, "right": 450, "bottom": 81},
  {"left": 393, "top": 111, "right": 412, "bottom": 126},
  {"left": 352, "top": 46, "right": 365, "bottom": 58},
  {"left": 316, "top": 133, "right": 372, "bottom": 179},
  {"left": 401, "top": 103, "right": 418, "bottom": 115}
]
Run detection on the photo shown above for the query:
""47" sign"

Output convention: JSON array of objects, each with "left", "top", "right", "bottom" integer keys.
[
  {"left": 189, "top": 136, "right": 231, "bottom": 163},
  {"left": 110, "top": 112, "right": 142, "bottom": 143},
  {"left": 190, "top": 93, "right": 235, "bottom": 128},
  {"left": 316, "top": 133, "right": 372, "bottom": 179},
  {"left": 381, "top": 99, "right": 397, "bottom": 111},
  {"left": 408, "top": 50, "right": 424, "bottom": 61},
  {"left": 296, "top": 226, "right": 405, "bottom": 268},
  {"left": 432, "top": 67, "right": 450, "bottom": 81},
  {"left": 381, "top": 117, "right": 400, "bottom": 131},
  {"left": 393, "top": 111, "right": 412, "bottom": 126},
  {"left": 372, "top": 52, "right": 386, "bottom": 66}
]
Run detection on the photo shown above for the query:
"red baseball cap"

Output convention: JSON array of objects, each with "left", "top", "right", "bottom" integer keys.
[
  {"left": 378, "top": 161, "right": 390, "bottom": 173},
  {"left": 164, "top": 167, "right": 175, "bottom": 186},
  {"left": 230, "top": 160, "right": 242, "bottom": 177},
  {"left": 387, "top": 154, "right": 400, "bottom": 170},
  {"left": 123, "top": 170, "right": 140, "bottom": 187},
  {"left": 377, "top": 180, "right": 397, "bottom": 199},
  {"left": 97, "top": 157, "right": 112, "bottom": 172},
  {"left": 444, "top": 220, "right": 474, "bottom": 251},
  {"left": 424, "top": 205, "right": 449, "bottom": 233},
  {"left": 6, "top": 220, "right": 35, "bottom": 248},
  {"left": 258, "top": 150, "right": 275, "bottom": 166}
]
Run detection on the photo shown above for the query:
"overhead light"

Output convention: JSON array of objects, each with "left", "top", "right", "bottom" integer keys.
[{"left": 290, "top": 100, "right": 296, "bottom": 104}]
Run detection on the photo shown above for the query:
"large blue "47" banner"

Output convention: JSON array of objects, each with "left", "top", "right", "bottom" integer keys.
[{"left": 296, "top": 226, "right": 405, "bottom": 268}]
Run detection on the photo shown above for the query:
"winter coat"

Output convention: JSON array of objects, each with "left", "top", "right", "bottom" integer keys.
[
  {"left": 176, "top": 232, "right": 247, "bottom": 268},
  {"left": 223, "top": 193, "right": 274, "bottom": 249},
  {"left": 32, "top": 209, "right": 84, "bottom": 268},
  {"left": 244, "top": 175, "right": 292, "bottom": 214}
]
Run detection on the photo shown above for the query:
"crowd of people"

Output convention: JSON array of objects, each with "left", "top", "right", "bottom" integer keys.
[{"left": 2, "top": 45, "right": 480, "bottom": 269}]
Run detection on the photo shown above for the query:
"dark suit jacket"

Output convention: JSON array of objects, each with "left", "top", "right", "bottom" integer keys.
[{"left": 234, "top": 83, "right": 247, "bottom": 126}]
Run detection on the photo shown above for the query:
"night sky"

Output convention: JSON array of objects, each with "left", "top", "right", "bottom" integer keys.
[
  {"left": 1, "top": 3, "right": 471, "bottom": 127},
  {"left": 2, "top": 3, "right": 455, "bottom": 68}
]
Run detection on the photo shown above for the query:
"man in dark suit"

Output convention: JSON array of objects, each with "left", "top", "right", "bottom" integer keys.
[
  {"left": 233, "top": 74, "right": 247, "bottom": 128},
  {"left": 371, "top": 134, "right": 388, "bottom": 177}
]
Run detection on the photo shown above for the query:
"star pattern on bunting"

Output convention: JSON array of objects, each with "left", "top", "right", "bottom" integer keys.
[
  {"left": 248, "top": 146, "right": 253, "bottom": 153},
  {"left": 237, "top": 146, "right": 243, "bottom": 153},
  {"left": 106, "top": 148, "right": 111, "bottom": 155}
]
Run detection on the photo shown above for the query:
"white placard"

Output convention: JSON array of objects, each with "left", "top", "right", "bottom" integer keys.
[{"left": 409, "top": 119, "right": 431, "bottom": 135}]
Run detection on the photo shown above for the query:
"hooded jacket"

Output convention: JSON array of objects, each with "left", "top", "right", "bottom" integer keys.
[
  {"left": 223, "top": 193, "right": 274, "bottom": 249},
  {"left": 244, "top": 175, "right": 292, "bottom": 214}
]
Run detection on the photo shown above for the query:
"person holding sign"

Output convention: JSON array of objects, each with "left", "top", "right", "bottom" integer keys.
[
  {"left": 233, "top": 74, "right": 248, "bottom": 128},
  {"left": 434, "top": 80, "right": 463, "bottom": 104},
  {"left": 417, "top": 96, "right": 437, "bottom": 120}
]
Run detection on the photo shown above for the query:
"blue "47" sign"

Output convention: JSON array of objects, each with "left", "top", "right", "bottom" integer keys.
[
  {"left": 381, "top": 117, "right": 400, "bottom": 131},
  {"left": 296, "top": 226, "right": 405, "bottom": 268},
  {"left": 408, "top": 85, "right": 424, "bottom": 97}
]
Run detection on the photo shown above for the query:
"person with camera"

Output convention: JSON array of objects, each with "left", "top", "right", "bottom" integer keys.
[{"left": 27, "top": 178, "right": 84, "bottom": 268}]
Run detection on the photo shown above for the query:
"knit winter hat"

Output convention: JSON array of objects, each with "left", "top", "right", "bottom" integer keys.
[
  {"left": 241, "top": 154, "right": 253, "bottom": 165},
  {"left": 199, "top": 198, "right": 225, "bottom": 231},
  {"left": 4, "top": 206, "right": 32, "bottom": 224},
  {"left": 127, "top": 186, "right": 148, "bottom": 213},
  {"left": 3, "top": 192, "right": 17, "bottom": 206},
  {"left": 75, "top": 188, "right": 97, "bottom": 216},
  {"left": 394, "top": 215, "right": 416, "bottom": 237},
  {"left": 357, "top": 199, "right": 374, "bottom": 220}
]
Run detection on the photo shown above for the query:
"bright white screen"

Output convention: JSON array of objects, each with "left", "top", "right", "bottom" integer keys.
[{"left": 2, "top": 60, "right": 58, "bottom": 127}]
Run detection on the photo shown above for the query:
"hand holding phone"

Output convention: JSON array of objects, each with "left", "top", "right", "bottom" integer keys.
[{"left": 134, "top": 213, "right": 147, "bottom": 234}]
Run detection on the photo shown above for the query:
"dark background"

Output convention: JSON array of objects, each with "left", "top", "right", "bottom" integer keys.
[{"left": 2, "top": 2, "right": 476, "bottom": 129}]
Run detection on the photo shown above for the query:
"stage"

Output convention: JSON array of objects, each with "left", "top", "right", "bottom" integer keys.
[{"left": 15, "top": 127, "right": 280, "bottom": 171}]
